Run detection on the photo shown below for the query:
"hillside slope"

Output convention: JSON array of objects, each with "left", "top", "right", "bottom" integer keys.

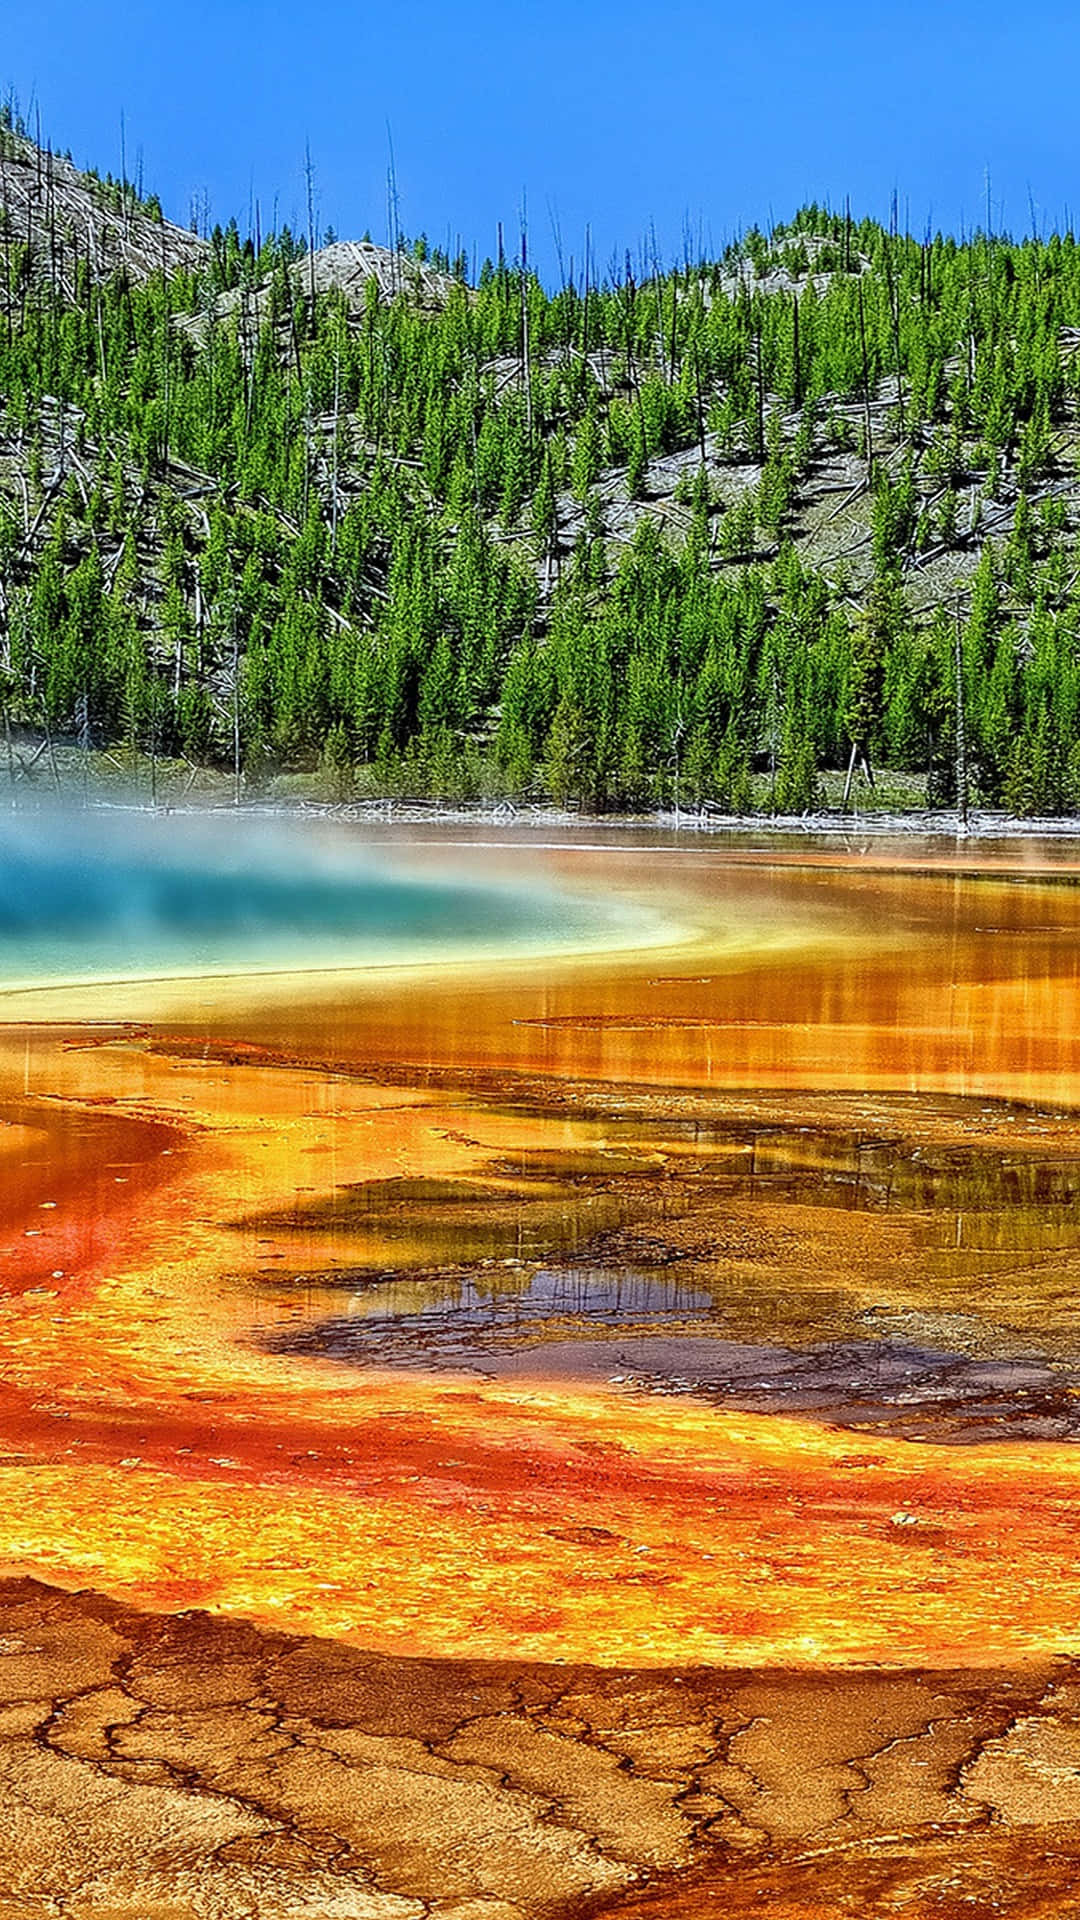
[
  {"left": 1, "top": 122, "right": 1079, "bottom": 815},
  {"left": 0, "top": 116, "right": 207, "bottom": 289}
]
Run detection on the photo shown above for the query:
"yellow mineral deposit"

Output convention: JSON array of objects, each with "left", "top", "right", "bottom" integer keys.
[{"left": 2, "top": 832, "right": 1080, "bottom": 1916}]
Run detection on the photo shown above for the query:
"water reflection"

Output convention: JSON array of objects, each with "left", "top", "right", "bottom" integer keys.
[
  {"left": 261, "top": 1264, "right": 713, "bottom": 1371},
  {"left": 250, "top": 1099, "right": 1080, "bottom": 1433},
  {"left": 11, "top": 831, "right": 1080, "bottom": 1667},
  {"left": 204, "top": 848, "right": 1080, "bottom": 1110},
  {"left": 260, "top": 1244, "right": 1080, "bottom": 1442}
]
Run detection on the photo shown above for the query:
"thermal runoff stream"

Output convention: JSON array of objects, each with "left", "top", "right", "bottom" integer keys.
[{"left": 3, "top": 818, "right": 1080, "bottom": 1918}]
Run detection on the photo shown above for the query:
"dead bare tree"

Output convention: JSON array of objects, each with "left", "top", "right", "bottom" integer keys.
[
  {"left": 331, "top": 316, "right": 342, "bottom": 557},
  {"left": 520, "top": 205, "right": 532, "bottom": 448},
  {"left": 884, "top": 242, "right": 906, "bottom": 440},
  {"left": 954, "top": 600, "right": 969, "bottom": 831},
  {"left": 857, "top": 278, "right": 874, "bottom": 479},
  {"left": 385, "top": 125, "right": 401, "bottom": 299},
  {"left": 231, "top": 610, "right": 242, "bottom": 807},
  {"left": 303, "top": 140, "right": 317, "bottom": 321},
  {"left": 754, "top": 305, "right": 766, "bottom": 463}
]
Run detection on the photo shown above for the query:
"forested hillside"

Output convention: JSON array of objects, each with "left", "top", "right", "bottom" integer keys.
[{"left": 4, "top": 103, "right": 1080, "bottom": 813}]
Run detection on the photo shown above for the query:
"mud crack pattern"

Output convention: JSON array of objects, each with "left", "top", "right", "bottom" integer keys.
[{"left": 1, "top": 1580, "right": 1079, "bottom": 1919}]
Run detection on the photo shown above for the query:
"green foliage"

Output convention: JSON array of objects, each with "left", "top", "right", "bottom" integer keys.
[
  {"left": 773, "top": 721, "right": 820, "bottom": 814},
  {"left": 5, "top": 154, "right": 1080, "bottom": 814}
]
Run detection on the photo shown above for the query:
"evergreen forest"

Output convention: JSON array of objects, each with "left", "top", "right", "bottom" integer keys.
[{"left": 5, "top": 104, "right": 1080, "bottom": 816}]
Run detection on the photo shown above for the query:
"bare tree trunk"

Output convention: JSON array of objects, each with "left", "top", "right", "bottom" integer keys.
[
  {"left": 857, "top": 279, "right": 874, "bottom": 479},
  {"left": 885, "top": 245, "right": 905, "bottom": 439},
  {"left": 386, "top": 129, "right": 400, "bottom": 298},
  {"left": 287, "top": 294, "right": 302, "bottom": 380},
  {"left": 954, "top": 603, "right": 968, "bottom": 832},
  {"left": 841, "top": 738, "right": 858, "bottom": 810},
  {"left": 754, "top": 316, "right": 765, "bottom": 463},
  {"left": 520, "top": 217, "right": 532, "bottom": 448},
  {"left": 331, "top": 337, "right": 341, "bottom": 557},
  {"left": 38, "top": 699, "right": 60, "bottom": 795},
  {"left": 162, "top": 254, "right": 172, "bottom": 467},
  {"left": 304, "top": 141, "right": 317, "bottom": 321},
  {"left": 693, "top": 345, "right": 706, "bottom": 470},
  {"left": 96, "top": 282, "right": 107, "bottom": 384},
  {"left": 119, "top": 108, "right": 129, "bottom": 241},
  {"left": 0, "top": 148, "right": 11, "bottom": 345},
  {"left": 78, "top": 689, "right": 90, "bottom": 807},
  {"left": 581, "top": 226, "right": 590, "bottom": 365},
  {"left": 239, "top": 279, "right": 253, "bottom": 444},
  {"left": 2, "top": 698, "right": 14, "bottom": 794},
  {"left": 232, "top": 621, "right": 241, "bottom": 807},
  {"left": 623, "top": 251, "right": 647, "bottom": 460}
]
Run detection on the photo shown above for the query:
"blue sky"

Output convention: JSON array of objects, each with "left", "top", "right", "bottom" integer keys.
[{"left": 7, "top": 1, "right": 1080, "bottom": 277}]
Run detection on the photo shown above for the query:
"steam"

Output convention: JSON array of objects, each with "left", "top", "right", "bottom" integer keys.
[{"left": 0, "top": 805, "right": 599, "bottom": 987}]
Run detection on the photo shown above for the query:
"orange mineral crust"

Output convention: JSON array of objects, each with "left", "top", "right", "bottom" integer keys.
[
  {"left": 4, "top": 830, "right": 1080, "bottom": 1912},
  {"left": 7, "top": 1392, "right": 1080, "bottom": 1666}
]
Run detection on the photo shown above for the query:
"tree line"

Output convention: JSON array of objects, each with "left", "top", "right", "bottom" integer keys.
[{"left": 3, "top": 152, "right": 1080, "bottom": 812}]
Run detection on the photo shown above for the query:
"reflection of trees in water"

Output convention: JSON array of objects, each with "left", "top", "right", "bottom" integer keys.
[
  {"left": 246, "top": 1096, "right": 1080, "bottom": 1389},
  {"left": 686, "top": 1120, "right": 1080, "bottom": 1238},
  {"left": 305, "top": 1263, "right": 714, "bottom": 1347}
]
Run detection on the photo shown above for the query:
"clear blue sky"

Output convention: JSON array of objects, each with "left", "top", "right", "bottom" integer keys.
[{"left": 7, "top": 1, "right": 1080, "bottom": 278}]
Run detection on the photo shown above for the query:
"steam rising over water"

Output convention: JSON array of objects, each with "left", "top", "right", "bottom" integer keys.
[{"left": 0, "top": 809, "right": 629, "bottom": 986}]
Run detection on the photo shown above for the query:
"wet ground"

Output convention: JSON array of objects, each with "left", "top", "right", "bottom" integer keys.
[
  {"left": 248, "top": 1101, "right": 1080, "bottom": 1444},
  {"left": 270, "top": 1305, "right": 1080, "bottom": 1445},
  {"left": 4, "top": 832, "right": 1080, "bottom": 1913}
]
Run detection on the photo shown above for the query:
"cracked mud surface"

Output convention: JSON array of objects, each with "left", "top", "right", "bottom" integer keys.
[
  {"left": 4, "top": 834, "right": 1080, "bottom": 1913},
  {"left": 3, "top": 1577, "right": 1080, "bottom": 1919}
]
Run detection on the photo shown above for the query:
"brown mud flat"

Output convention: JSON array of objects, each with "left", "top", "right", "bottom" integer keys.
[{"left": 2, "top": 1576, "right": 1080, "bottom": 1920}]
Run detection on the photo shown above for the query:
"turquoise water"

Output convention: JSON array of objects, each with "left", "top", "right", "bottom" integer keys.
[{"left": 0, "top": 809, "right": 627, "bottom": 986}]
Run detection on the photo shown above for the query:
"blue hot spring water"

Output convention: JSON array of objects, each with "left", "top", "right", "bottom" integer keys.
[{"left": 0, "top": 811, "right": 626, "bottom": 987}]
